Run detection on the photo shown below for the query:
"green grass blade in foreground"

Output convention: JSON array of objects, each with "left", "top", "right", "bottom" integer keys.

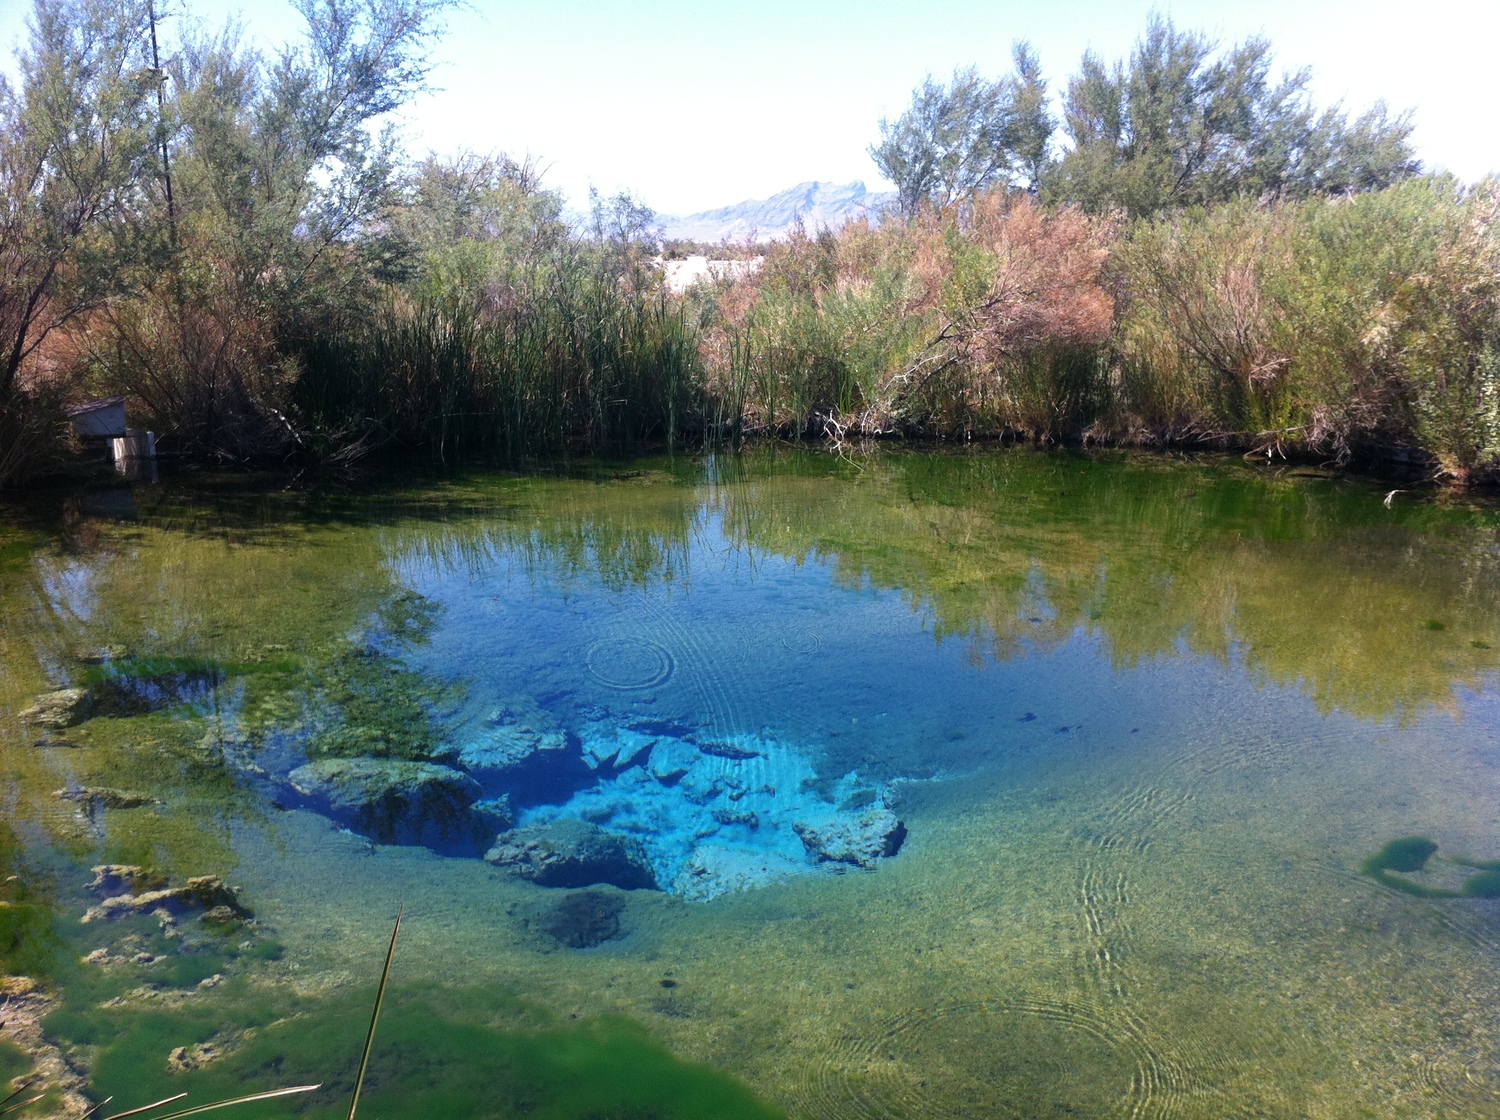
[
  {"left": 349, "top": 907, "right": 402, "bottom": 1120},
  {"left": 102, "top": 1094, "right": 186, "bottom": 1119},
  {"left": 0, "top": 1082, "right": 33, "bottom": 1112},
  {"left": 114, "top": 1085, "right": 321, "bottom": 1120}
]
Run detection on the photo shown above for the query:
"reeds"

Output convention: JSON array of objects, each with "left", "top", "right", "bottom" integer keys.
[
  {"left": 3, "top": 177, "right": 1496, "bottom": 484},
  {"left": 696, "top": 179, "right": 1500, "bottom": 478},
  {"left": 295, "top": 256, "right": 700, "bottom": 463}
]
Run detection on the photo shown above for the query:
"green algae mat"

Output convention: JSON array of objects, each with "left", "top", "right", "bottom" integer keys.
[{"left": 1, "top": 447, "right": 1498, "bottom": 1118}]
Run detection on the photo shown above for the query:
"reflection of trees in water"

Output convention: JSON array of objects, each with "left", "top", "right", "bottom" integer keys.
[
  {"left": 3, "top": 450, "right": 1498, "bottom": 877},
  {"left": 350, "top": 449, "right": 1500, "bottom": 721},
  {"left": 706, "top": 451, "right": 1500, "bottom": 719}
]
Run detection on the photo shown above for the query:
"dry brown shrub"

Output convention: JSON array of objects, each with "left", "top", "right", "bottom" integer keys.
[
  {"left": 929, "top": 194, "right": 1116, "bottom": 366},
  {"left": 80, "top": 286, "right": 295, "bottom": 460}
]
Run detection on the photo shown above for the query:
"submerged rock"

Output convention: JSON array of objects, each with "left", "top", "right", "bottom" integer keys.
[
  {"left": 794, "top": 810, "right": 907, "bottom": 869},
  {"left": 485, "top": 819, "right": 657, "bottom": 890},
  {"left": 20, "top": 688, "right": 91, "bottom": 729},
  {"left": 540, "top": 889, "right": 627, "bottom": 948},
  {"left": 697, "top": 739, "right": 763, "bottom": 760},
  {"left": 55, "top": 787, "right": 155, "bottom": 811},
  {"left": 287, "top": 757, "right": 483, "bottom": 848},
  {"left": 580, "top": 727, "right": 657, "bottom": 775},
  {"left": 89, "top": 865, "right": 169, "bottom": 894},
  {"left": 711, "top": 807, "right": 759, "bottom": 829},
  {"left": 647, "top": 738, "right": 701, "bottom": 785},
  {"left": 449, "top": 701, "right": 590, "bottom": 804},
  {"left": 74, "top": 645, "right": 130, "bottom": 666},
  {"left": 168, "top": 1040, "right": 233, "bottom": 1073},
  {"left": 472, "top": 794, "right": 516, "bottom": 832},
  {"left": 454, "top": 723, "right": 572, "bottom": 776},
  {"left": 83, "top": 870, "right": 250, "bottom": 923}
]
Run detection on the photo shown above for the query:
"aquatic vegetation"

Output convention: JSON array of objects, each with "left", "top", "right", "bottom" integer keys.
[
  {"left": 50, "top": 982, "right": 785, "bottom": 1120},
  {"left": 1360, "top": 837, "right": 1500, "bottom": 898},
  {"left": 1460, "top": 869, "right": 1500, "bottom": 898},
  {"left": 1361, "top": 836, "right": 1439, "bottom": 875},
  {"left": 235, "top": 591, "right": 456, "bottom": 764},
  {"left": 297, "top": 643, "right": 457, "bottom": 761}
]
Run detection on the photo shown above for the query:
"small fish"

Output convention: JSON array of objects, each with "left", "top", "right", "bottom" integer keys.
[
  {"left": 1055, "top": 725, "right": 1071, "bottom": 734},
  {"left": 1017, "top": 712, "right": 1036, "bottom": 722}
]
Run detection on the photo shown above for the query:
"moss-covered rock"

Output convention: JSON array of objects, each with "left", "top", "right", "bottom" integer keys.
[
  {"left": 19, "top": 688, "right": 91, "bottom": 729},
  {"left": 287, "top": 757, "right": 484, "bottom": 849},
  {"left": 485, "top": 819, "right": 658, "bottom": 890}
]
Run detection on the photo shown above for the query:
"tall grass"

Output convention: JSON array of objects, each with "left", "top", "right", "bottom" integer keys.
[
  {"left": 293, "top": 257, "right": 699, "bottom": 464},
  {"left": 4, "top": 177, "right": 1496, "bottom": 485},
  {"left": 693, "top": 179, "right": 1499, "bottom": 480}
]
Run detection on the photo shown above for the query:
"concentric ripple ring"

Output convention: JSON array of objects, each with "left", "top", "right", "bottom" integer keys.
[
  {"left": 779, "top": 627, "right": 824, "bottom": 654},
  {"left": 585, "top": 637, "right": 675, "bottom": 689}
]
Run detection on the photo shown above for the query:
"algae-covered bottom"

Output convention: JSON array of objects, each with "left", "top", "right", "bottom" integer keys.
[{"left": 1, "top": 447, "right": 1498, "bottom": 1119}]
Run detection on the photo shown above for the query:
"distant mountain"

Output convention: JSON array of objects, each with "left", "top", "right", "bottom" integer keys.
[{"left": 658, "top": 181, "right": 895, "bottom": 244}]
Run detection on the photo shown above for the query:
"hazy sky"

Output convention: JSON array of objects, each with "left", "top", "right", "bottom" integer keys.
[{"left": 0, "top": 0, "right": 1495, "bottom": 215}]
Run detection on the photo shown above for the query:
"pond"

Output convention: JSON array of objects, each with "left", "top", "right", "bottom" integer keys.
[{"left": 0, "top": 447, "right": 1497, "bottom": 1119}]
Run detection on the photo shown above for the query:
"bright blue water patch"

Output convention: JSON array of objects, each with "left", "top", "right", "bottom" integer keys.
[{"left": 391, "top": 509, "right": 1159, "bottom": 895}]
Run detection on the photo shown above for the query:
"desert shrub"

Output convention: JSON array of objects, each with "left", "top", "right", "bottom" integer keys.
[
  {"left": 902, "top": 194, "right": 1115, "bottom": 435},
  {"left": 1114, "top": 202, "right": 1297, "bottom": 442},
  {"left": 1362, "top": 181, "right": 1500, "bottom": 480},
  {"left": 1112, "top": 179, "right": 1494, "bottom": 469},
  {"left": 704, "top": 194, "right": 1116, "bottom": 440}
]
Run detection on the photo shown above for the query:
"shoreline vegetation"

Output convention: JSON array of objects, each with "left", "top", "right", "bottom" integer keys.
[{"left": 0, "top": 1, "right": 1496, "bottom": 491}]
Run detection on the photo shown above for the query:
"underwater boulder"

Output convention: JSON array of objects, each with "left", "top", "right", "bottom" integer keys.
[
  {"left": 20, "top": 688, "right": 91, "bottom": 729},
  {"left": 697, "top": 738, "right": 763, "bottom": 760},
  {"left": 647, "top": 738, "right": 702, "bottom": 785},
  {"left": 580, "top": 727, "right": 658, "bottom": 776},
  {"left": 453, "top": 724, "right": 572, "bottom": 776},
  {"left": 794, "top": 810, "right": 907, "bottom": 869},
  {"left": 83, "top": 869, "right": 250, "bottom": 923},
  {"left": 472, "top": 794, "right": 516, "bottom": 832},
  {"left": 485, "top": 818, "right": 658, "bottom": 890},
  {"left": 287, "top": 757, "right": 484, "bottom": 849},
  {"left": 89, "top": 864, "right": 168, "bottom": 894},
  {"left": 449, "top": 704, "right": 591, "bottom": 804},
  {"left": 54, "top": 787, "right": 155, "bottom": 811},
  {"left": 539, "top": 889, "right": 627, "bottom": 948}
]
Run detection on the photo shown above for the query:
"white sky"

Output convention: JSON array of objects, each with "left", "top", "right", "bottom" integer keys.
[{"left": 1, "top": 0, "right": 1495, "bottom": 216}]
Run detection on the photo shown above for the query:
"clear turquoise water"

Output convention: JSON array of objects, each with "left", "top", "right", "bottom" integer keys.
[{"left": 1, "top": 448, "right": 1497, "bottom": 1118}]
